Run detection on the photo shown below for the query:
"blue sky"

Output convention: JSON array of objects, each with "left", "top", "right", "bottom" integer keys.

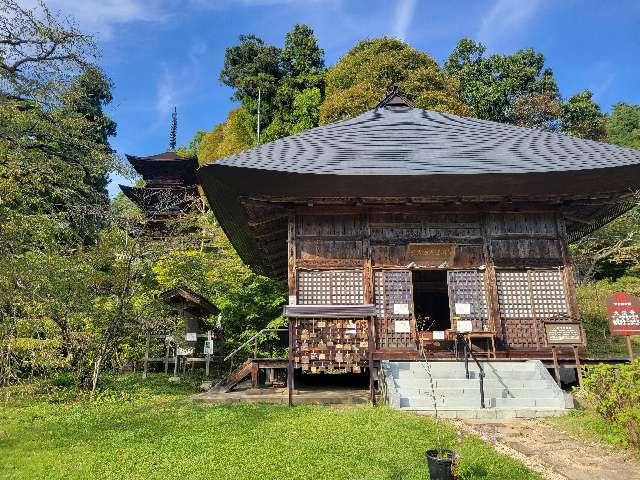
[{"left": 40, "top": 0, "right": 640, "bottom": 196}]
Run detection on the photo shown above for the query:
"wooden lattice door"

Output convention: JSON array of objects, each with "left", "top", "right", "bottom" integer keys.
[
  {"left": 374, "top": 270, "right": 416, "bottom": 350},
  {"left": 496, "top": 269, "right": 569, "bottom": 349},
  {"left": 447, "top": 270, "right": 488, "bottom": 331}
]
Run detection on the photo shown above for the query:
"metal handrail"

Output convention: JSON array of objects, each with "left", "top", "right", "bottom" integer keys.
[
  {"left": 458, "top": 333, "right": 486, "bottom": 408},
  {"left": 223, "top": 328, "right": 287, "bottom": 363}
]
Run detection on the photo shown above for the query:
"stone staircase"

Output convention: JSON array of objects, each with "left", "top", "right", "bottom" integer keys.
[{"left": 380, "top": 360, "right": 573, "bottom": 419}]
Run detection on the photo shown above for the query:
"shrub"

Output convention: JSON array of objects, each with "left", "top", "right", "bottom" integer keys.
[{"left": 580, "top": 359, "right": 640, "bottom": 449}]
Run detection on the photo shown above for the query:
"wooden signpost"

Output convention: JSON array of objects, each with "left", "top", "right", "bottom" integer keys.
[
  {"left": 544, "top": 322, "right": 584, "bottom": 386},
  {"left": 606, "top": 292, "right": 640, "bottom": 361}
]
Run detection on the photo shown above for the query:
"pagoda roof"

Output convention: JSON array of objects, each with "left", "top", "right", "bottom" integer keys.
[
  {"left": 197, "top": 95, "right": 640, "bottom": 277},
  {"left": 125, "top": 151, "right": 198, "bottom": 184},
  {"left": 119, "top": 185, "right": 198, "bottom": 213}
]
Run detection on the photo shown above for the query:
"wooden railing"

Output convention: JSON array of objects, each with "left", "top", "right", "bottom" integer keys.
[{"left": 223, "top": 328, "right": 288, "bottom": 372}]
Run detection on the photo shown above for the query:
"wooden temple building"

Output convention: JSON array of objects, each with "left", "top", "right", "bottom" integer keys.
[
  {"left": 120, "top": 150, "right": 200, "bottom": 228},
  {"left": 197, "top": 90, "right": 640, "bottom": 391}
]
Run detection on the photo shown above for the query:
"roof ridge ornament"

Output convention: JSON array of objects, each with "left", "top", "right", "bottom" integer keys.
[{"left": 376, "top": 85, "right": 416, "bottom": 109}]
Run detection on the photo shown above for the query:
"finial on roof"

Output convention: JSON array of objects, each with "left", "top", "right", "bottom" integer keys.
[
  {"left": 169, "top": 107, "right": 177, "bottom": 151},
  {"left": 376, "top": 86, "right": 416, "bottom": 109}
]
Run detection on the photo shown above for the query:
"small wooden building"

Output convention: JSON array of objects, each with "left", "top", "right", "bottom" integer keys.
[{"left": 198, "top": 91, "right": 640, "bottom": 372}]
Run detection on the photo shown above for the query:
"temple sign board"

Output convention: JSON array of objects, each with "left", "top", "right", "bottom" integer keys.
[
  {"left": 406, "top": 243, "right": 455, "bottom": 267},
  {"left": 607, "top": 292, "right": 639, "bottom": 361},
  {"left": 544, "top": 323, "right": 583, "bottom": 345},
  {"left": 606, "top": 292, "right": 640, "bottom": 336}
]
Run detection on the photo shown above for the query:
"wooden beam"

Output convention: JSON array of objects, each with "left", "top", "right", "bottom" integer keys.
[
  {"left": 288, "top": 319, "right": 294, "bottom": 407},
  {"left": 287, "top": 214, "right": 296, "bottom": 301},
  {"left": 368, "top": 316, "right": 376, "bottom": 406}
]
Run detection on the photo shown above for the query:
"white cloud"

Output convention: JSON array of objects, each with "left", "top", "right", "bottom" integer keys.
[
  {"left": 392, "top": 0, "right": 417, "bottom": 41},
  {"left": 154, "top": 41, "right": 208, "bottom": 120},
  {"left": 477, "top": 0, "right": 543, "bottom": 47},
  {"left": 155, "top": 64, "right": 176, "bottom": 117},
  {"left": 28, "top": 0, "right": 170, "bottom": 39}
]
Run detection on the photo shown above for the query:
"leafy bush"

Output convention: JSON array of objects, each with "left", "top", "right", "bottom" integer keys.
[{"left": 580, "top": 360, "right": 640, "bottom": 449}]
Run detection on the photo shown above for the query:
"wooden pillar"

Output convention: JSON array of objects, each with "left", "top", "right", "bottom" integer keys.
[
  {"left": 557, "top": 215, "right": 579, "bottom": 321},
  {"left": 363, "top": 214, "right": 374, "bottom": 306},
  {"left": 368, "top": 316, "right": 376, "bottom": 405},
  {"left": 287, "top": 214, "right": 297, "bottom": 304},
  {"left": 572, "top": 345, "right": 583, "bottom": 387},
  {"left": 551, "top": 346, "right": 561, "bottom": 386},
  {"left": 481, "top": 215, "right": 502, "bottom": 343},
  {"left": 251, "top": 363, "right": 258, "bottom": 388},
  {"left": 143, "top": 331, "right": 150, "bottom": 379},
  {"left": 626, "top": 335, "right": 635, "bottom": 361},
  {"left": 288, "top": 318, "right": 294, "bottom": 407}
]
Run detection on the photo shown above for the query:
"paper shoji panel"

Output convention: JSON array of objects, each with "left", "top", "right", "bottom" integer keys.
[
  {"left": 447, "top": 270, "right": 488, "bottom": 330},
  {"left": 529, "top": 270, "right": 568, "bottom": 319},
  {"left": 297, "top": 270, "right": 364, "bottom": 305},
  {"left": 496, "top": 271, "right": 533, "bottom": 319}
]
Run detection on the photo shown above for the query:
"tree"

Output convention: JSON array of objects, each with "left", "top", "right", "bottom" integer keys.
[
  {"left": 444, "top": 38, "right": 560, "bottom": 128},
  {"left": 319, "top": 37, "right": 469, "bottom": 125},
  {"left": 0, "top": 0, "right": 98, "bottom": 103},
  {"left": 220, "top": 34, "right": 281, "bottom": 128},
  {"left": 561, "top": 90, "right": 607, "bottom": 141},
  {"left": 0, "top": 71, "right": 118, "bottom": 247},
  {"left": 219, "top": 25, "right": 325, "bottom": 144},
  {"left": 607, "top": 103, "right": 640, "bottom": 149}
]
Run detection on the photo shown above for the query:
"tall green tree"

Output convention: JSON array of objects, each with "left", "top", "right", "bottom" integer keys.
[
  {"left": 607, "top": 103, "right": 640, "bottom": 149},
  {"left": 219, "top": 34, "right": 282, "bottom": 130},
  {"left": 320, "top": 37, "right": 469, "bottom": 125},
  {"left": 263, "top": 24, "right": 325, "bottom": 141},
  {"left": 219, "top": 25, "right": 325, "bottom": 145},
  {"left": 444, "top": 38, "right": 560, "bottom": 128},
  {"left": 560, "top": 90, "right": 607, "bottom": 141}
]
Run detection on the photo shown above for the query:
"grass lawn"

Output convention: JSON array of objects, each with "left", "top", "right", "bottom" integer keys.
[
  {"left": 548, "top": 409, "right": 638, "bottom": 457},
  {"left": 0, "top": 374, "right": 539, "bottom": 480}
]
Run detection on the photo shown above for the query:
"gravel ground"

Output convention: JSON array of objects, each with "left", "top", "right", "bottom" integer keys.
[{"left": 457, "top": 419, "right": 640, "bottom": 480}]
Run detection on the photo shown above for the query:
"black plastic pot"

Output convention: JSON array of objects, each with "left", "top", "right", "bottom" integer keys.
[{"left": 425, "top": 450, "right": 456, "bottom": 480}]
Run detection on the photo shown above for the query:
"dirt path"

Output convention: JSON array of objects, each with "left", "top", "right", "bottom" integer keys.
[{"left": 457, "top": 419, "right": 640, "bottom": 480}]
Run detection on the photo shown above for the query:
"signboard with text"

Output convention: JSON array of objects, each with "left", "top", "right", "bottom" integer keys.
[
  {"left": 406, "top": 243, "right": 455, "bottom": 267},
  {"left": 607, "top": 292, "right": 640, "bottom": 336},
  {"left": 544, "top": 322, "right": 583, "bottom": 345}
]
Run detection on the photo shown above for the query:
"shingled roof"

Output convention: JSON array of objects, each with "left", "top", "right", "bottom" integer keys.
[
  {"left": 198, "top": 96, "right": 640, "bottom": 277},
  {"left": 209, "top": 104, "right": 640, "bottom": 176}
]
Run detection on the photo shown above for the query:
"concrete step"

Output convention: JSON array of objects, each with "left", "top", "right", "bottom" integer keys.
[
  {"left": 392, "top": 379, "right": 556, "bottom": 390},
  {"left": 400, "top": 396, "right": 565, "bottom": 409},
  {"left": 398, "top": 387, "right": 562, "bottom": 399},
  {"left": 381, "top": 359, "right": 572, "bottom": 413},
  {"left": 403, "top": 408, "right": 569, "bottom": 419},
  {"left": 393, "top": 370, "right": 545, "bottom": 381}
]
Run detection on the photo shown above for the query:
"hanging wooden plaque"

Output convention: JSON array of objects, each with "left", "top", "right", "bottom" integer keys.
[{"left": 406, "top": 243, "right": 456, "bottom": 266}]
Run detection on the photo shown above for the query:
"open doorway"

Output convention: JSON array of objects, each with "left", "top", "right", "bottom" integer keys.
[{"left": 412, "top": 270, "right": 451, "bottom": 332}]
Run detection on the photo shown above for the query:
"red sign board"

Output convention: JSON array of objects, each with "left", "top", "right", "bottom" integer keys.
[{"left": 606, "top": 292, "right": 640, "bottom": 336}]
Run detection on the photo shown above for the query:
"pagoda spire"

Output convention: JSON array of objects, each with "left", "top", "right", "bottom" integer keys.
[{"left": 169, "top": 106, "right": 177, "bottom": 151}]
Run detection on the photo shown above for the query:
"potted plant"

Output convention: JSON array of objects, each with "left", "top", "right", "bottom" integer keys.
[{"left": 419, "top": 347, "right": 459, "bottom": 479}]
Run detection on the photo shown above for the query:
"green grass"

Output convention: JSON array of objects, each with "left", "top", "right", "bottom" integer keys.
[
  {"left": 0, "top": 374, "right": 540, "bottom": 480},
  {"left": 548, "top": 409, "right": 636, "bottom": 455}
]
